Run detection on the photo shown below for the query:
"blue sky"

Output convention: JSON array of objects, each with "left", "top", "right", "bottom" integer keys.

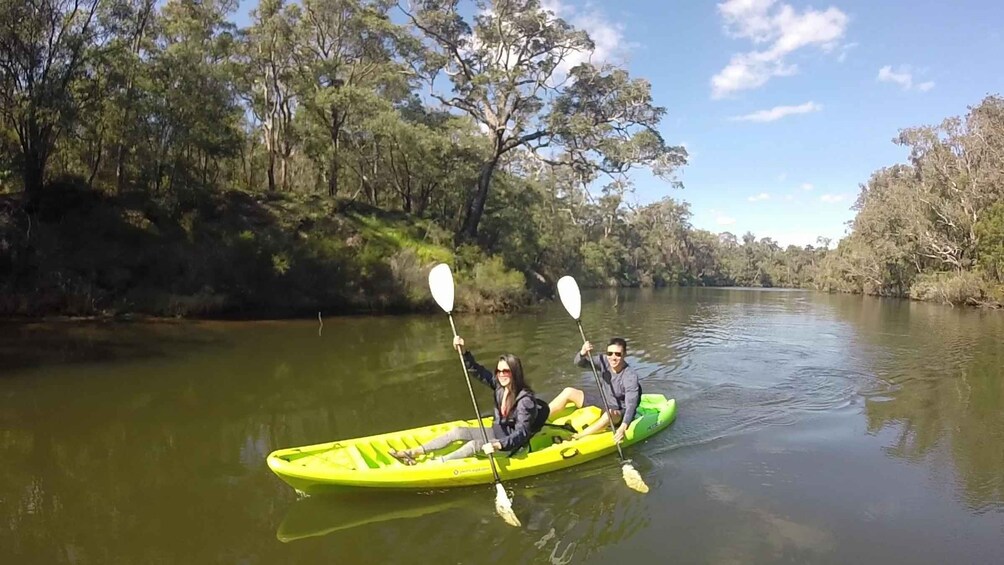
[
  {"left": 233, "top": 0, "right": 1004, "bottom": 247},
  {"left": 571, "top": 0, "right": 1004, "bottom": 247}
]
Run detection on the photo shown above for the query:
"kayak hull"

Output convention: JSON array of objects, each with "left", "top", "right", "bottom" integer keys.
[{"left": 267, "top": 393, "right": 676, "bottom": 494}]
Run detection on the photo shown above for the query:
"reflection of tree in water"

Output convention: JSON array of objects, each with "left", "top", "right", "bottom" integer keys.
[{"left": 851, "top": 298, "right": 1004, "bottom": 513}]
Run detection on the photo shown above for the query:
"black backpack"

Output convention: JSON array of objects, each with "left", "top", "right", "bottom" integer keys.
[{"left": 530, "top": 397, "right": 550, "bottom": 433}]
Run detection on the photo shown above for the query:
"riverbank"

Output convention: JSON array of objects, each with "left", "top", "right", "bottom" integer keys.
[
  {"left": 3, "top": 180, "right": 1002, "bottom": 321},
  {"left": 0, "top": 182, "right": 528, "bottom": 319}
]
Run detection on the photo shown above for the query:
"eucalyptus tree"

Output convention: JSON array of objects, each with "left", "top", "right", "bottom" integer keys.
[
  {"left": 101, "top": 0, "right": 157, "bottom": 192},
  {"left": 403, "top": 0, "right": 687, "bottom": 240},
  {"left": 240, "top": 0, "right": 299, "bottom": 192},
  {"left": 895, "top": 95, "right": 1004, "bottom": 272},
  {"left": 0, "top": 0, "right": 101, "bottom": 194},
  {"left": 152, "top": 0, "right": 243, "bottom": 192},
  {"left": 291, "top": 0, "right": 409, "bottom": 196}
]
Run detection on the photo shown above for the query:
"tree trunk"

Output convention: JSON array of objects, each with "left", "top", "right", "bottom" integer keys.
[
  {"left": 114, "top": 143, "right": 128, "bottom": 193},
  {"left": 328, "top": 108, "right": 340, "bottom": 197},
  {"left": 87, "top": 129, "right": 104, "bottom": 188},
  {"left": 460, "top": 158, "right": 498, "bottom": 241},
  {"left": 279, "top": 156, "right": 288, "bottom": 192},
  {"left": 115, "top": 1, "right": 154, "bottom": 193},
  {"left": 23, "top": 153, "right": 46, "bottom": 197},
  {"left": 267, "top": 151, "right": 276, "bottom": 192},
  {"left": 328, "top": 149, "right": 339, "bottom": 197},
  {"left": 201, "top": 151, "right": 208, "bottom": 187}
]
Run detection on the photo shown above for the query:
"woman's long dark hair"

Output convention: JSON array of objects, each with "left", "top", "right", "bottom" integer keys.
[{"left": 498, "top": 353, "right": 531, "bottom": 416}]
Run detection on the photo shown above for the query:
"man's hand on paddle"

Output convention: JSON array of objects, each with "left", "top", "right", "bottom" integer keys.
[{"left": 614, "top": 422, "right": 628, "bottom": 443}]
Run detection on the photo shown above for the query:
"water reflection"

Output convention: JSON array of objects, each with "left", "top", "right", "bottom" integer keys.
[
  {"left": 276, "top": 491, "right": 475, "bottom": 543},
  {"left": 2, "top": 290, "right": 1003, "bottom": 564},
  {"left": 851, "top": 304, "right": 1004, "bottom": 513},
  {"left": 271, "top": 464, "right": 654, "bottom": 564}
]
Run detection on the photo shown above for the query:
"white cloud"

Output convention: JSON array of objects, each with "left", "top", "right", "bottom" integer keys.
[
  {"left": 820, "top": 193, "right": 846, "bottom": 203},
  {"left": 877, "top": 65, "right": 911, "bottom": 89},
  {"left": 877, "top": 65, "right": 935, "bottom": 92},
  {"left": 731, "top": 101, "right": 822, "bottom": 122},
  {"left": 712, "top": 0, "right": 849, "bottom": 98},
  {"left": 465, "top": 2, "right": 628, "bottom": 88},
  {"left": 748, "top": 192, "right": 771, "bottom": 202},
  {"left": 836, "top": 42, "right": 858, "bottom": 63},
  {"left": 801, "top": 183, "right": 814, "bottom": 191},
  {"left": 716, "top": 215, "right": 737, "bottom": 226},
  {"left": 541, "top": 0, "right": 629, "bottom": 78}
]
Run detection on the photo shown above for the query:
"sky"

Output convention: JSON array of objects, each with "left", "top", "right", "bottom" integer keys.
[{"left": 233, "top": 0, "right": 1004, "bottom": 248}]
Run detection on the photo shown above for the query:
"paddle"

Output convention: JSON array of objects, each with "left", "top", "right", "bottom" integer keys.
[
  {"left": 556, "top": 275, "right": 650, "bottom": 494},
  {"left": 427, "top": 263, "right": 521, "bottom": 527}
]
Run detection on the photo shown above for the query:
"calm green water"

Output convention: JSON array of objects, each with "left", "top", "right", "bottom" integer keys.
[{"left": 2, "top": 289, "right": 1003, "bottom": 564}]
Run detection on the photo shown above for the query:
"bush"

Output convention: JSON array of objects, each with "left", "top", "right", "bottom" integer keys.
[
  {"left": 387, "top": 248, "right": 434, "bottom": 309},
  {"left": 909, "top": 271, "right": 988, "bottom": 306},
  {"left": 456, "top": 254, "right": 528, "bottom": 313}
]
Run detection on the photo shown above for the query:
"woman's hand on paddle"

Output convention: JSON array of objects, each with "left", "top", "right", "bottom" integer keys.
[
  {"left": 580, "top": 341, "right": 593, "bottom": 356},
  {"left": 453, "top": 336, "right": 465, "bottom": 353},
  {"left": 481, "top": 441, "right": 501, "bottom": 455}
]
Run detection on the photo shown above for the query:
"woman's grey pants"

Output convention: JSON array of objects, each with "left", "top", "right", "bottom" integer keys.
[{"left": 419, "top": 426, "right": 498, "bottom": 461}]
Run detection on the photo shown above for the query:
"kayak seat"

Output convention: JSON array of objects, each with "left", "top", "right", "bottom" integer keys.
[
  {"left": 550, "top": 405, "right": 602, "bottom": 433},
  {"left": 525, "top": 403, "right": 604, "bottom": 453}
]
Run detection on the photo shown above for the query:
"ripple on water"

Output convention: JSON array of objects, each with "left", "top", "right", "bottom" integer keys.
[{"left": 647, "top": 363, "right": 877, "bottom": 456}]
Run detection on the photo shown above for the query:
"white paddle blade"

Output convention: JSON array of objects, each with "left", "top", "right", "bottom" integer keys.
[
  {"left": 428, "top": 263, "right": 455, "bottom": 313},
  {"left": 556, "top": 276, "right": 582, "bottom": 320},
  {"left": 495, "top": 483, "right": 521, "bottom": 527},
  {"left": 622, "top": 462, "right": 650, "bottom": 493}
]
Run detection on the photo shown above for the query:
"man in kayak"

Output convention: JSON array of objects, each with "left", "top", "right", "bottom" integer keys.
[
  {"left": 547, "top": 337, "right": 641, "bottom": 443},
  {"left": 389, "top": 336, "right": 547, "bottom": 464}
]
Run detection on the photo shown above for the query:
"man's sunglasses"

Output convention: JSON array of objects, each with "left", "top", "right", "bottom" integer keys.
[{"left": 605, "top": 351, "right": 623, "bottom": 357}]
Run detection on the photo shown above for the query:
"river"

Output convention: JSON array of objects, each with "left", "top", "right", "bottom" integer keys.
[{"left": 2, "top": 288, "right": 1002, "bottom": 564}]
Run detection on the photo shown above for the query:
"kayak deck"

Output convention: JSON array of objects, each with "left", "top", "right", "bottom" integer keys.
[{"left": 267, "top": 393, "right": 676, "bottom": 494}]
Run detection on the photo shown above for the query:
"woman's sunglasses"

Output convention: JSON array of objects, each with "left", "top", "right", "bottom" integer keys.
[
  {"left": 605, "top": 351, "right": 623, "bottom": 357},
  {"left": 495, "top": 368, "right": 512, "bottom": 376}
]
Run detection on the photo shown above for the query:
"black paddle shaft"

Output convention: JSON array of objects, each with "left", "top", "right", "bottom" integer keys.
[
  {"left": 577, "top": 321, "right": 629, "bottom": 462},
  {"left": 448, "top": 314, "right": 505, "bottom": 485}
]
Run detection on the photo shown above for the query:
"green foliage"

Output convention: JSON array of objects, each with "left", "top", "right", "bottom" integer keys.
[
  {"left": 455, "top": 255, "right": 529, "bottom": 313},
  {"left": 0, "top": 0, "right": 101, "bottom": 193},
  {"left": 975, "top": 201, "right": 1004, "bottom": 283}
]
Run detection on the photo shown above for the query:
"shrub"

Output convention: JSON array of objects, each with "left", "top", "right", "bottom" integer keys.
[
  {"left": 456, "top": 254, "right": 528, "bottom": 313},
  {"left": 387, "top": 248, "right": 434, "bottom": 309},
  {"left": 910, "top": 271, "right": 988, "bottom": 306}
]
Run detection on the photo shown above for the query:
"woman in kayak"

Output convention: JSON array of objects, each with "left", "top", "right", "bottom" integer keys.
[{"left": 390, "top": 336, "right": 546, "bottom": 464}]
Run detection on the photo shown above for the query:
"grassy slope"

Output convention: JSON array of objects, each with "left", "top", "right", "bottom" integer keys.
[{"left": 0, "top": 182, "right": 526, "bottom": 318}]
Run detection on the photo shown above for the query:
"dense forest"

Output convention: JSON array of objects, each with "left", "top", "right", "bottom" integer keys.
[{"left": 0, "top": 0, "right": 1001, "bottom": 317}]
